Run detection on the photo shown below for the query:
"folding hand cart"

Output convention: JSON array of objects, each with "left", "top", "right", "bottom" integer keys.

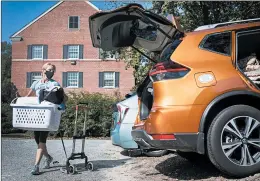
[{"left": 60, "top": 103, "right": 93, "bottom": 174}]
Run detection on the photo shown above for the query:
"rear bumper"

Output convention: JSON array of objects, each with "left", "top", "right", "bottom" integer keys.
[{"left": 131, "top": 129, "right": 205, "bottom": 154}]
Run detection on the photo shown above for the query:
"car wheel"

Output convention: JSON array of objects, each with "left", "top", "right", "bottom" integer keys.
[
  {"left": 143, "top": 150, "right": 168, "bottom": 157},
  {"left": 176, "top": 150, "right": 209, "bottom": 162},
  {"left": 207, "top": 105, "right": 260, "bottom": 177}
]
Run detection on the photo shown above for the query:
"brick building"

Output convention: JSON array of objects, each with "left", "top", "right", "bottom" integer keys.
[{"left": 10, "top": 1, "right": 134, "bottom": 97}]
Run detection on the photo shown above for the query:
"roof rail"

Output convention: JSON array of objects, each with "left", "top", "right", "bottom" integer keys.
[{"left": 194, "top": 18, "right": 260, "bottom": 31}]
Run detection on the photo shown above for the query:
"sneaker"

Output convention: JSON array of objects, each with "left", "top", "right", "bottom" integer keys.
[
  {"left": 43, "top": 155, "right": 53, "bottom": 169},
  {"left": 31, "top": 165, "right": 40, "bottom": 175}
]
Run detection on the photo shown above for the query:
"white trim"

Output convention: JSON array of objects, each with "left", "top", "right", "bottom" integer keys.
[
  {"left": 103, "top": 72, "right": 116, "bottom": 88},
  {"left": 68, "top": 45, "right": 80, "bottom": 59},
  {"left": 32, "top": 45, "right": 44, "bottom": 60},
  {"left": 68, "top": 16, "right": 80, "bottom": 30},
  {"left": 66, "top": 86, "right": 79, "bottom": 89},
  {"left": 102, "top": 86, "right": 116, "bottom": 89},
  {"left": 11, "top": 1, "right": 64, "bottom": 38},
  {"left": 85, "top": 1, "right": 100, "bottom": 11},
  {"left": 67, "top": 72, "right": 79, "bottom": 88}
]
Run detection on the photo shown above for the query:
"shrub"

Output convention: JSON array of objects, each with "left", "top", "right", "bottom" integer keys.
[{"left": 55, "top": 91, "right": 121, "bottom": 138}]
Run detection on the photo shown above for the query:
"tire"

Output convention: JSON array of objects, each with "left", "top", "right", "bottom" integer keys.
[
  {"left": 144, "top": 150, "right": 168, "bottom": 157},
  {"left": 176, "top": 150, "right": 208, "bottom": 162},
  {"left": 207, "top": 105, "right": 260, "bottom": 177}
]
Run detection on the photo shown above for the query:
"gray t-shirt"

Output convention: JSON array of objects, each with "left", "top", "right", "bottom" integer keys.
[{"left": 30, "top": 79, "right": 60, "bottom": 96}]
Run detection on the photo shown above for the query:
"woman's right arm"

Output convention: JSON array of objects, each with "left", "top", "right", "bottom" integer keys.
[
  {"left": 26, "top": 81, "right": 37, "bottom": 97},
  {"left": 26, "top": 89, "right": 33, "bottom": 97}
]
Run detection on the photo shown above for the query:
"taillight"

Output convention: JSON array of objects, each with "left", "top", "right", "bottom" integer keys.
[
  {"left": 149, "top": 61, "right": 190, "bottom": 82},
  {"left": 117, "top": 104, "right": 129, "bottom": 124}
]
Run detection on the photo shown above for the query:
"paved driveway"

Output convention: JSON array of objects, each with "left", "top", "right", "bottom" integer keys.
[
  {"left": 2, "top": 138, "right": 130, "bottom": 181},
  {"left": 2, "top": 138, "right": 260, "bottom": 181}
]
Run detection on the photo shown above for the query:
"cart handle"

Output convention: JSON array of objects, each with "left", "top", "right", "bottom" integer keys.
[{"left": 75, "top": 104, "right": 89, "bottom": 110}]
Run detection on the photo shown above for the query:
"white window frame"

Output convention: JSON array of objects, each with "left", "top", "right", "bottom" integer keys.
[
  {"left": 103, "top": 72, "right": 115, "bottom": 88},
  {"left": 32, "top": 45, "right": 43, "bottom": 60},
  {"left": 68, "top": 45, "right": 80, "bottom": 60},
  {"left": 68, "top": 16, "right": 80, "bottom": 30},
  {"left": 66, "top": 72, "right": 79, "bottom": 88},
  {"left": 31, "top": 72, "right": 42, "bottom": 85}
]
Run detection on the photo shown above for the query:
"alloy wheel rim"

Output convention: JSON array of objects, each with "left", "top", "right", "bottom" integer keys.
[{"left": 221, "top": 116, "right": 260, "bottom": 166}]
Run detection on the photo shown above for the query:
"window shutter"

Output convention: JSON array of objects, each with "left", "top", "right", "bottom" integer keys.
[
  {"left": 115, "top": 72, "right": 120, "bottom": 88},
  {"left": 27, "top": 45, "right": 32, "bottom": 59},
  {"left": 79, "top": 45, "right": 84, "bottom": 59},
  {"left": 26, "top": 72, "right": 32, "bottom": 88},
  {"left": 43, "top": 45, "right": 48, "bottom": 59},
  {"left": 79, "top": 72, "right": 83, "bottom": 88},
  {"left": 63, "top": 45, "right": 68, "bottom": 59},
  {"left": 99, "top": 72, "right": 104, "bottom": 87},
  {"left": 62, "top": 72, "right": 67, "bottom": 87}
]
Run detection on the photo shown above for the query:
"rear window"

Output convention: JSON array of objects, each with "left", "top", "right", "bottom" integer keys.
[
  {"left": 200, "top": 32, "right": 231, "bottom": 56},
  {"left": 159, "top": 39, "right": 183, "bottom": 62}
]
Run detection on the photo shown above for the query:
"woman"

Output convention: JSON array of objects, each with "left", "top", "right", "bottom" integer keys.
[{"left": 26, "top": 63, "right": 60, "bottom": 175}]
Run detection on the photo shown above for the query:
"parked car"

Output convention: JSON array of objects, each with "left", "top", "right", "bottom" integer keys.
[
  {"left": 89, "top": 4, "right": 260, "bottom": 177},
  {"left": 110, "top": 93, "right": 134, "bottom": 146},
  {"left": 110, "top": 103, "right": 120, "bottom": 146},
  {"left": 117, "top": 93, "right": 168, "bottom": 157}
]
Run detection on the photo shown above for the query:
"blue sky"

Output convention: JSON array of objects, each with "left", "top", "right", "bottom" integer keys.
[{"left": 1, "top": 1, "right": 152, "bottom": 43}]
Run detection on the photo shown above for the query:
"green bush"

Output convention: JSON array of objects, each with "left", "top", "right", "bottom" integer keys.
[{"left": 55, "top": 91, "right": 121, "bottom": 138}]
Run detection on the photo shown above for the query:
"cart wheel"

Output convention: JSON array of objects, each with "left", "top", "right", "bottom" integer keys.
[
  {"left": 87, "top": 162, "right": 94, "bottom": 171},
  {"left": 69, "top": 165, "right": 76, "bottom": 174},
  {"left": 85, "top": 158, "right": 88, "bottom": 167}
]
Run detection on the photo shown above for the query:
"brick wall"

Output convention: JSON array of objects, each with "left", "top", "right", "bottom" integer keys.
[
  {"left": 11, "top": 1, "right": 135, "bottom": 97},
  {"left": 12, "top": 60, "right": 134, "bottom": 96}
]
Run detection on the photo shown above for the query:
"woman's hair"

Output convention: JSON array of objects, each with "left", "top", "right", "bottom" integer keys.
[{"left": 42, "top": 63, "right": 56, "bottom": 72}]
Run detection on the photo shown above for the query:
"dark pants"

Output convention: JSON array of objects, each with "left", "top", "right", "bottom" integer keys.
[{"left": 34, "top": 131, "right": 49, "bottom": 144}]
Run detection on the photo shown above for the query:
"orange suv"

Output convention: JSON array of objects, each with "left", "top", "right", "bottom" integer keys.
[{"left": 89, "top": 4, "right": 260, "bottom": 177}]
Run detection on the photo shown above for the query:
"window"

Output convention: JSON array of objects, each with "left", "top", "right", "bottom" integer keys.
[
  {"left": 26, "top": 72, "right": 41, "bottom": 88},
  {"left": 63, "top": 45, "right": 83, "bottom": 59},
  {"left": 32, "top": 45, "right": 43, "bottom": 59},
  {"left": 99, "top": 72, "right": 120, "bottom": 88},
  {"left": 27, "top": 45, "right": 48, "bottom": 60},
  {"left": 200, "top": 32, "right": 231, "bottom": 56},
  {"left": 236, "top": 30, "right": 260, "bottom": 72},
  {"left": 69, "top": 16, "right": 79, "bottom": 29},
  {"left": 62, "top": 72, "right": 83, "bottom": 88},
  {"left": 68, "top": 45, "right": 79, "bottom": 59},
  {"left": 104, "top": 72, "right": 115, "bottom": 87},
  {"left": 99, "top": 49, "right": 119, "bottom": 59},
  {"left": 31, "top": 72, "right": 41, "bottom": 84},
  {"left": 67, "top": 72, "right": 79, "bottom": 87}
]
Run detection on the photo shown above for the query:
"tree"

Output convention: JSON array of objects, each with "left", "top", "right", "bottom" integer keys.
[
  {"left": 1, "top": 41, "right": 19, "bottom": 133},
  {"left": 151, "top": 1, "right": 260, "bottom": 32}
]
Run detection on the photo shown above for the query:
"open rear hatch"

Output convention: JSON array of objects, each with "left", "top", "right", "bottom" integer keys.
[
  {"left": 89, "top": 4, "right": 185, "bottom": 120},
  {"left": 89, "top": 3, "right": 181, "bottom": 52}
]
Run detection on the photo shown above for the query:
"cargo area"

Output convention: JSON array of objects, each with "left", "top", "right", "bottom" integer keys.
[{"left": 236, "top": 30, "right": 260, "bottom": 89}]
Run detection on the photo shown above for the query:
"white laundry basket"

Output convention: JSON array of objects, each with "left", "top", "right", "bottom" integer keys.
[{"left": 10, "top": 97, "right": 62, "bottom": 131}]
